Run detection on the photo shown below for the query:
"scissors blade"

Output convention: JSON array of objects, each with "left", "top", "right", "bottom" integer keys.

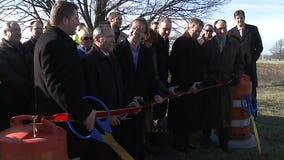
[{"left": 102, "top": 133, "right": 134, "bottom": 160}]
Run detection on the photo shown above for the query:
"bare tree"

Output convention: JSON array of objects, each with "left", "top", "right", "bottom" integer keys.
[
  {"left": 0, "top": 0, "right": 230, "bottom": 32},
  {"left": 269, "top": 39, "right": 284, "bottom": 59}
]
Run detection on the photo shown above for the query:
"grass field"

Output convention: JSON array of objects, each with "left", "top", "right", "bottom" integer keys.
[
  {"left": 145, "top": 60, "right": 284, "bottom": 160},
  {"left": 256, "top": 60, "right": 284, "bottom": 160}
]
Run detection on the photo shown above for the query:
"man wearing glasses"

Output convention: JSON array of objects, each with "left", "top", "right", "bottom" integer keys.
[{"left": 198, "top": 24, "right": 214, "bottom": 45}]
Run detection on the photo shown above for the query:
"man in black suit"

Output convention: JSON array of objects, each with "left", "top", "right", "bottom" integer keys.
[
  {"left": 168, "top": 17, "right": 204, "bottom": 153},
  {"left": 228, "top": 9, "right": 263, "bottom": 98},
  {"left": 23, "top": 20, "right": 43, "bottom": 76},
  {"left": 34, "top": 1, "right": 96, "bottom": 159},
  {"left": 81, "top": 24, "right": 141, "bottom": 159},
  {"left": 115, "top": 17, "right": 169, "bottom": 160},
  {"left": 151, "top": 17, "right": 172, "bottom": 130},
  {"left": 0, "top": 21, "right": 33, "bottom": 131}
]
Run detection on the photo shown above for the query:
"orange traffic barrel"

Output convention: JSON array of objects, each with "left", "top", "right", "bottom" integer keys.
[
  {"left": 0, "top": 115, "right": 67, "bottom": 160},
  {"left": 229, "top": 74, "right": 252, "bottom": 140}
]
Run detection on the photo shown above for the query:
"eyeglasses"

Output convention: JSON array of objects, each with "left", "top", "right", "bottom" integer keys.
[
  {"left": 205, "top": 29, "right": 213, "bottom": 33},
  {"left": 82, "top": 37, "right": 93, "bottom": 41}
]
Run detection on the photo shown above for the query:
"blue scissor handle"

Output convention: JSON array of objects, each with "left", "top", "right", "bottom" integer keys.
[
  {"left": 241, "top": 94, "right": 257, "bottom": 117},
  {"left": 67, "top": 96, "right": 112, "bottom": 142}
]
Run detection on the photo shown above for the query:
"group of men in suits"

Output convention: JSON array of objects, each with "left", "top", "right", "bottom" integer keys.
[{"left": 0, "top": 0, "right": 262, "bottom": 158}]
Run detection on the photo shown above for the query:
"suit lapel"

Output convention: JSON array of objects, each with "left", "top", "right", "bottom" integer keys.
[
  {"left": 136, "top": 46, "right": 144, "bottom": 71},
  {"left": 123, "top": 41, "right": 136, "bottom": 74},
  {"left": 242, "top": 26, "right": 249, "bottom": 39}
]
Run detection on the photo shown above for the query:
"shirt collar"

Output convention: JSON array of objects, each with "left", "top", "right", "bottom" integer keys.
[
  {"left": 237, "top": 24, "right": 245, "bottom": 30},
  {"left": 129, "top": 41, "right": 140, "bottom": 52}
]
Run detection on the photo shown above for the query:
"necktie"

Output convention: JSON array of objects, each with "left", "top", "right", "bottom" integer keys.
[
  {"left": 219, "top": 40, "right": 224, "bottom": 52},
  {"left": 239, "top": 28, "right": 243, "bottom": 37}
]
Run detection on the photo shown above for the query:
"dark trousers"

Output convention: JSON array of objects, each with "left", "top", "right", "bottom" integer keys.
[
  {"left": 218, "top": 128, "right": 229, "bottom": 148},
  {"left": 172, "top": 131, "right": 189, "bottom": 148},
  {"left": 117, "top": 113, "right": 145, "bottom": 160},
  {"left": 153, "top": 100, "right": 168, "bottom": 120}
]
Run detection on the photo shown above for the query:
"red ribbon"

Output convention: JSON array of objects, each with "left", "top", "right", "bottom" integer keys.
[{"left": 46, "top": 106, "right": 144, "bottom": 122}]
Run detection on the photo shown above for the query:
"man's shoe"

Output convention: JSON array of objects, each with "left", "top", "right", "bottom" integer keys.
[
  {"left": 187, "top": 143, "right": 196, "bottom": 150},
  {"left": 200, "top": 137, "right": 212, "bottom": 148},
  {"left": 220, "top": 145, "right": 234, "bottom": 153},
  {"left": 174, "top": 145, "right": 189, "bottom": 153}
]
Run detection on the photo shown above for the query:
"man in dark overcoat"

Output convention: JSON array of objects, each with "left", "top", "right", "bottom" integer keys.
[
  {"left": 115, "top": 17, "right": 169, "bottom": 160},
  {"left": 81, "top": 24, "right": 139, "bottom": 159},
  {"left": 228, "top": 9, "right": 263, "bottom": 98},
  {"left": 202, "top": 19, "right": 244, "bottom": 153},
  {"left": 168, "top": 17, "right": 204, "bottom": 152},
  {"left": 34, "top": 1, "right": 96, "bottom": 159},
  {"left": 151, "top": 17, "right": 172, "bottom": 128},
  {"left": 22, "top": 20, "right": 43, "bottom": 80},
  {"left": 0, "top": 21, "right": 33, "bottom": 131}
]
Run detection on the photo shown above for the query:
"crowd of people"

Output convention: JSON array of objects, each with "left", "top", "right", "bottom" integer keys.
[{"left": 0, "top": 1, "right": 263, "bottom": 160}]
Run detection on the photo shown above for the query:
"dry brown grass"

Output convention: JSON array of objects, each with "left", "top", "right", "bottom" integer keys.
[
  {"left": 145, "top": 60, "right": 284, "bottom": 160},
  {"left": 257, "top": 60, "right": 284, "bottom": 87}
]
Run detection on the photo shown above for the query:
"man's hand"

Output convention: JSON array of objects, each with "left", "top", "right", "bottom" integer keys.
[
  {"left": 153, "top": 95, "right": 164, "bottom": 104},
  {"left": 83, "top": 109, "right": 96, "bottom": 131},
  {"left": 133, "top": 96, "right": 144, "bottom": 106},
  {"left": 168, "top": 85, "right": 179, "bottom": 96},
  {"left": 127, "top": 96, "right": 143, "bottom": 114},
  {"left": 110, "top": 116, "right": 121, "bottom": 126},
  {"left": 190, "top": 82, "right": 202, "bottom": 94}
]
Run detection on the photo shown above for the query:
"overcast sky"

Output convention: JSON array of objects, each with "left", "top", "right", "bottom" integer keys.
[{"left": 207, "top": 0, "right": 284, "bottom": 54}]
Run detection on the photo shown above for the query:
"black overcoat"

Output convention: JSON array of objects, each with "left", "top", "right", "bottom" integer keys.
[
  {"left": 168, "top": 32, "right": 205, "bottom": 132},
  {"left": 81, "top": 45, "right": 132, "bottom": 160},
  {"left": 81, "top": 45, "right": 131, "bottom": 110},
  {"left": 34, "top": 26, "right": 92, "bottom": 121},
  {"left": 115, "top": 39, "right": 167, "bottom": 98},
  {"left": 0, "top": 39, "right": 33, "bottom": 130},
  {"left": 228, "top": 24, "right": 263, "bottom": 88},
  {"left": 201, "top": 36, "right": 244, "bottom": 129},
  {"left": 114, "top": 39, "right": 168, "bottom": 159},
  {"left": 152, "top": 33, "right": 170, "bottom": 85}
]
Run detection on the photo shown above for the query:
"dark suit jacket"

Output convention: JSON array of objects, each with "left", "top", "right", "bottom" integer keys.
[
  {"left": 114, "top": 39, "right": 169, "bottom": 159},
  {"left": 22, "top": 37, "right": 37, "bottom": 78},
  {"left": 201, "top": 35, "right": 244, "bottom": 129},
  {"left": 115, "top": 39, "right": 168, "bottom": 99},
  {"left": 34, "top": 26, "right": 92, "bottom": 121},
  {"left": 0, "top": 39, "right": 33, "bottom": 130},
  {"left": 228, "top": 24, "right": 263, "bottom": 86},
  {"left": 81, "top": 45, "right": 131, "bottom": 109},
  {"left": 170, "top": 32, "right": 204, "bottom": 91},
  {"left": 167, "top": 32, "right": 205, "bottom": 132},
  {"left": 152, "top": 33, "right": 170, "bottom": 86}
]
